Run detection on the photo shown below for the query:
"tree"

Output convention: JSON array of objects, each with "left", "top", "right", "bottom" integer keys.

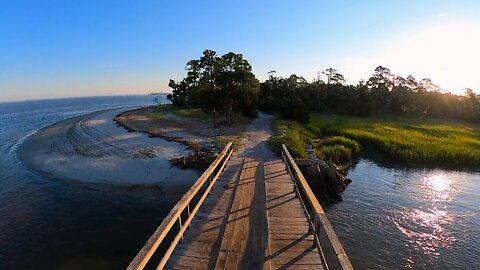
[
  {"left": 367, "top": 66, "right": 394, "bottom": 90},
  {"left": 168, "top": 50, "right": 259, "bottom": 127},
  {"left": 167, "top": 79, "right": 189, "bottom": 107},
  {"left": 217, "top": 52, "right": 260, "bottom": 124},
  {"left": 322, "top": 68, "right": 345, "bottom": 84}
]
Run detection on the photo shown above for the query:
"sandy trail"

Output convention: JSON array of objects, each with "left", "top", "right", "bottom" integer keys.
[
  {"left": 238, "top": 111, "right": 275, "bottom": 159},
  {"left": 225, "top": 111, "right": 275, "bottom": 269},
  {"left": 17, "top": 108, "right": 200, "bottom": 187}
]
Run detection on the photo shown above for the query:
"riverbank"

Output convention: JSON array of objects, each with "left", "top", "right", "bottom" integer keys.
[{"left": 17, "top": 108, "right": 200, "bottom": 188}]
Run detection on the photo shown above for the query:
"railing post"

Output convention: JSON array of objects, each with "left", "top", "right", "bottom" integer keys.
[
  {"left": 187, "top": 204, "right": 192, "bottom": 229},
  {"left": 178, "top": 216, "right": 183, "bottom": 241},
  {"left": 293, "top": 179, "right": 298, "bottom": 198},
  {"left": 209, "top": 175, "right": 213, "bottom": 194},
  {"left": 309, "top": 210, "right": 316, "bottom": 235}
]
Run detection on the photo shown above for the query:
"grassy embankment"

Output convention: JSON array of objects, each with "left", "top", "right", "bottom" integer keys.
[
  {"left": 271, "top": 113, "right": 480, "bottom": 169},
  {"left": 150, "top": 104, "right": 213, "bottom": 122},
  {"left": 150, "top": 104, "right": 249, "bottom": 150}
]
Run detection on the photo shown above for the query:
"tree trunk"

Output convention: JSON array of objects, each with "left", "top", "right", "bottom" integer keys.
[
  {"left": 212, "top": 109, "right": 217, "bottom": 129},
  {"left": 228, "top": 104, "right": 233, "bottom": 125}
]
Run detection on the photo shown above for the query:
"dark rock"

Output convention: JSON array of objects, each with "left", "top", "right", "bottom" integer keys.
[{"left": 297, "top": 155, "right": 352, "bottom": 208}]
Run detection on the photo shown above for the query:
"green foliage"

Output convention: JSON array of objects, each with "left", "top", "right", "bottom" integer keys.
[
  {"left": 167, "top": 50, "right": 260, "bottom": 126},
  {"left": 259, "top": 73, "right": 311, "bottom": 123},
  {"left": 307, "top": 113, "right": 480, "bottom": 168},
  {"left": 322, "top": 136, "right": 361, "bottom": 155},
  {"left": 270, "top": 120, "right": 310, "bottom": 159},
  {"left": 259, "top": 66, "right": 480, "bottom": 123},
  {"left": 315, "top": 145, "right": 352, "bottom": 165}
]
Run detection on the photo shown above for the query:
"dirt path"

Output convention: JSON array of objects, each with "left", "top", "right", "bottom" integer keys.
[
  {"left": 214, "top": 112, "right": 275, "bottom": 269},
  {"left": 238, "top": 111, "right": 275, "bottom": 159}
]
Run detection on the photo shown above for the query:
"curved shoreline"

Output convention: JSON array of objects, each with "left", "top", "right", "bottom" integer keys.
[{"left": 17, "top": 108, "right": 200, "bottom": 187}]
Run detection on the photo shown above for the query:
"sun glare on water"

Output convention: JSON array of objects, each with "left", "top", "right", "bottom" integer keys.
[
  {"left": 392, "top": 172, "right": 460, "bottom": 267},
  {"left": 422, "top": 173, "right": 455, "bottom": 202}
]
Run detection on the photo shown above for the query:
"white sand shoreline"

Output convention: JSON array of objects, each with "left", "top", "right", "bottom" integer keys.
[{"left": 17, "top": 108, "right": 200, "bottom": 187}]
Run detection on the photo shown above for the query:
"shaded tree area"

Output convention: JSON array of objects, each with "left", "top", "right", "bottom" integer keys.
[
  {"left": 259, "top": 66, "right": 480, "bottom": 123},
  {"left": 167, "top": 50, "right": 260, "bottom": 127}
]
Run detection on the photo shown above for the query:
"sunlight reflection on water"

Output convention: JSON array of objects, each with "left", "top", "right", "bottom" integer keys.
[
  {"left": 422, "top": 173, "right": 457, "bottom": 202},
  {"left": 392, "top": 172, "right": 459, "bottom": 267},
  {"left": 326, "top": 159, "right": 480, "bottom": 269}
]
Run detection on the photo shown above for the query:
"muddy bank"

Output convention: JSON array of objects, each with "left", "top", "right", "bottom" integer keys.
[{"left": 114, "top": 106, "right": 249, "bottom": 170}]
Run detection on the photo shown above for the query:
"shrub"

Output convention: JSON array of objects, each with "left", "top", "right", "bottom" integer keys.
[
  {"left": 322, "top": 136, "right": 361, "bottom": 154},
  {"left": 315, "top": 145, "right": 352, "bottom": 165},
  {"left": 270, "top": 121, "right": 308, "bottom": 158}
]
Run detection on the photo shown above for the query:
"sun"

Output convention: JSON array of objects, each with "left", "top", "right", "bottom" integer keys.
[{"left": 382, "top": 21, "right": 480, "bottom": 95}]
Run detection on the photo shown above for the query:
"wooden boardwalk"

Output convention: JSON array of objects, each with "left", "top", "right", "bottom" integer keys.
[
  {"left": 164, "top": 158, "right": 323, "bottom": 270},
  {"left": 264, "top": 160, "right": 324, "bottom": 269},
  {"left": 128, "top": 143, "right": 352, "bottom": 270}
]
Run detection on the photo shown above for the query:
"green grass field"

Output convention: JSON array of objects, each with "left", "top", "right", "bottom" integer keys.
[
  {"left": 273, "top": 113, "right": 480, "bottom": 168},
  {"left": 150, "top": 104, "right": 213, "bottom": 122},
  {"left": 151, "top": 104, "right": 252, "bottom": 125}
]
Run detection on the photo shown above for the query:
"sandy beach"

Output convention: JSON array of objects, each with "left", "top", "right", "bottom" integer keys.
[{"left": 17, "top": 108, "right": 200, "bottom": 187}]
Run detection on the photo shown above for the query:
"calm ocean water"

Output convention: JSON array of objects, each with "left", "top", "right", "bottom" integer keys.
[
  {"left": 0, "top": 95, "right": 181, "bottom": 269},
  {"left": 0, "top": 96, "right": 479, "bottom": 269}
]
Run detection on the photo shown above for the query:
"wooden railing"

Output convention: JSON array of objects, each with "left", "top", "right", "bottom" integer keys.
[
  {"left": 281, "top": 144, "right": 354, "bottom": 270},
  {"left": 127, "top": 142, "right": 234, "bottom": 270}
]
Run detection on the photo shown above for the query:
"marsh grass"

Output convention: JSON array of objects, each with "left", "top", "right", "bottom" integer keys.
[
  {"left": 313, "top": 136, "right": 361, "bottom": 165},
  {"left": 307, "top": 113, "right": 480, "bottom": 168},
  {"left": 322, "top": 136, "right": 361, "bottom": 155},
  {"left": 271, "top": 113, "right": 480, "bottom": 168},
  {"left": 315, "top": 144, "right": 352, "bottom": 165},
  {"left": 270, "top": 120, "right": 313, "bottom": 159}
]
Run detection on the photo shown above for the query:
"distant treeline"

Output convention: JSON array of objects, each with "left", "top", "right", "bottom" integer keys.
[
  {"left": 260, "top": 66, "right": 480, "bottom": 123},
  {"left": 169, "top": 50, "right": 480, "bottom": 124}
]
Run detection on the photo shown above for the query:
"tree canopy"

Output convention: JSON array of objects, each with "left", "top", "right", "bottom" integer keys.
[{"left": 167, "top": 50, "right": 259, "bottom": 126}]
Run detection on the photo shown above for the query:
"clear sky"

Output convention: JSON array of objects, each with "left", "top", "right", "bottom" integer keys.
[{"left": 1, "top": 0, "right": 480, "bottom": 102}]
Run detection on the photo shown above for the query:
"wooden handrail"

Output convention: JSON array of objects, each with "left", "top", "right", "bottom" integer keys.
[
  {"left": 281, "top": 144, "right": 354, "bottom": 270},
  {"left": 127, "top": 142, "right": 234, "bottom": 270}
]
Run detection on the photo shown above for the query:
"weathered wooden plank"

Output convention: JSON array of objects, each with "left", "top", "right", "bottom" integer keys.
[
  {"left": 271, "top": 252, "right": 323, "bottom": 265},
  {"left": 269, "top": 232, "right": 314, "bottom": 240},
  {"left": 165, "top": 157, "right": 243, "bottom": 270},
  {"left": 264, "top": 159, "right": 324, "bottom": 270},
  {"left": 215, "top": 158, "right": 261, "bottom": 270},
  {"left": 214, "top": 159, "right": 249, "bottom": 269},
  {"left": 165, "top": 254, "right": 210, "bottom": 270},
  {"left": 267, "top": 212, "right": 306, "bottom": 218}
]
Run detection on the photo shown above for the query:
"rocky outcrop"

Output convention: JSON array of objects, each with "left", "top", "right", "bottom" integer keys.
[{"left": 297, "top": 145, "right": 352, "bottom": 207}]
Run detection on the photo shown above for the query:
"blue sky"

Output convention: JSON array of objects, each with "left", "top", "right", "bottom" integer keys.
[{"left": 1, "top": 0, "right": 480, "bottom": 102}]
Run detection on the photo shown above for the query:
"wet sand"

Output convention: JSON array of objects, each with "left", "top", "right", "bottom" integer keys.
[{"left": 17, "top": 108, "right": 200, "bottom": 187}]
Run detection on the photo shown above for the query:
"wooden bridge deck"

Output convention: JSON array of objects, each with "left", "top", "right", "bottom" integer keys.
[
  {"left": 165, "top": 157, "right": 324, "bottom": 270},
  {"left": 264, "top": 160, "right": 324, "bottom": 269}
]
